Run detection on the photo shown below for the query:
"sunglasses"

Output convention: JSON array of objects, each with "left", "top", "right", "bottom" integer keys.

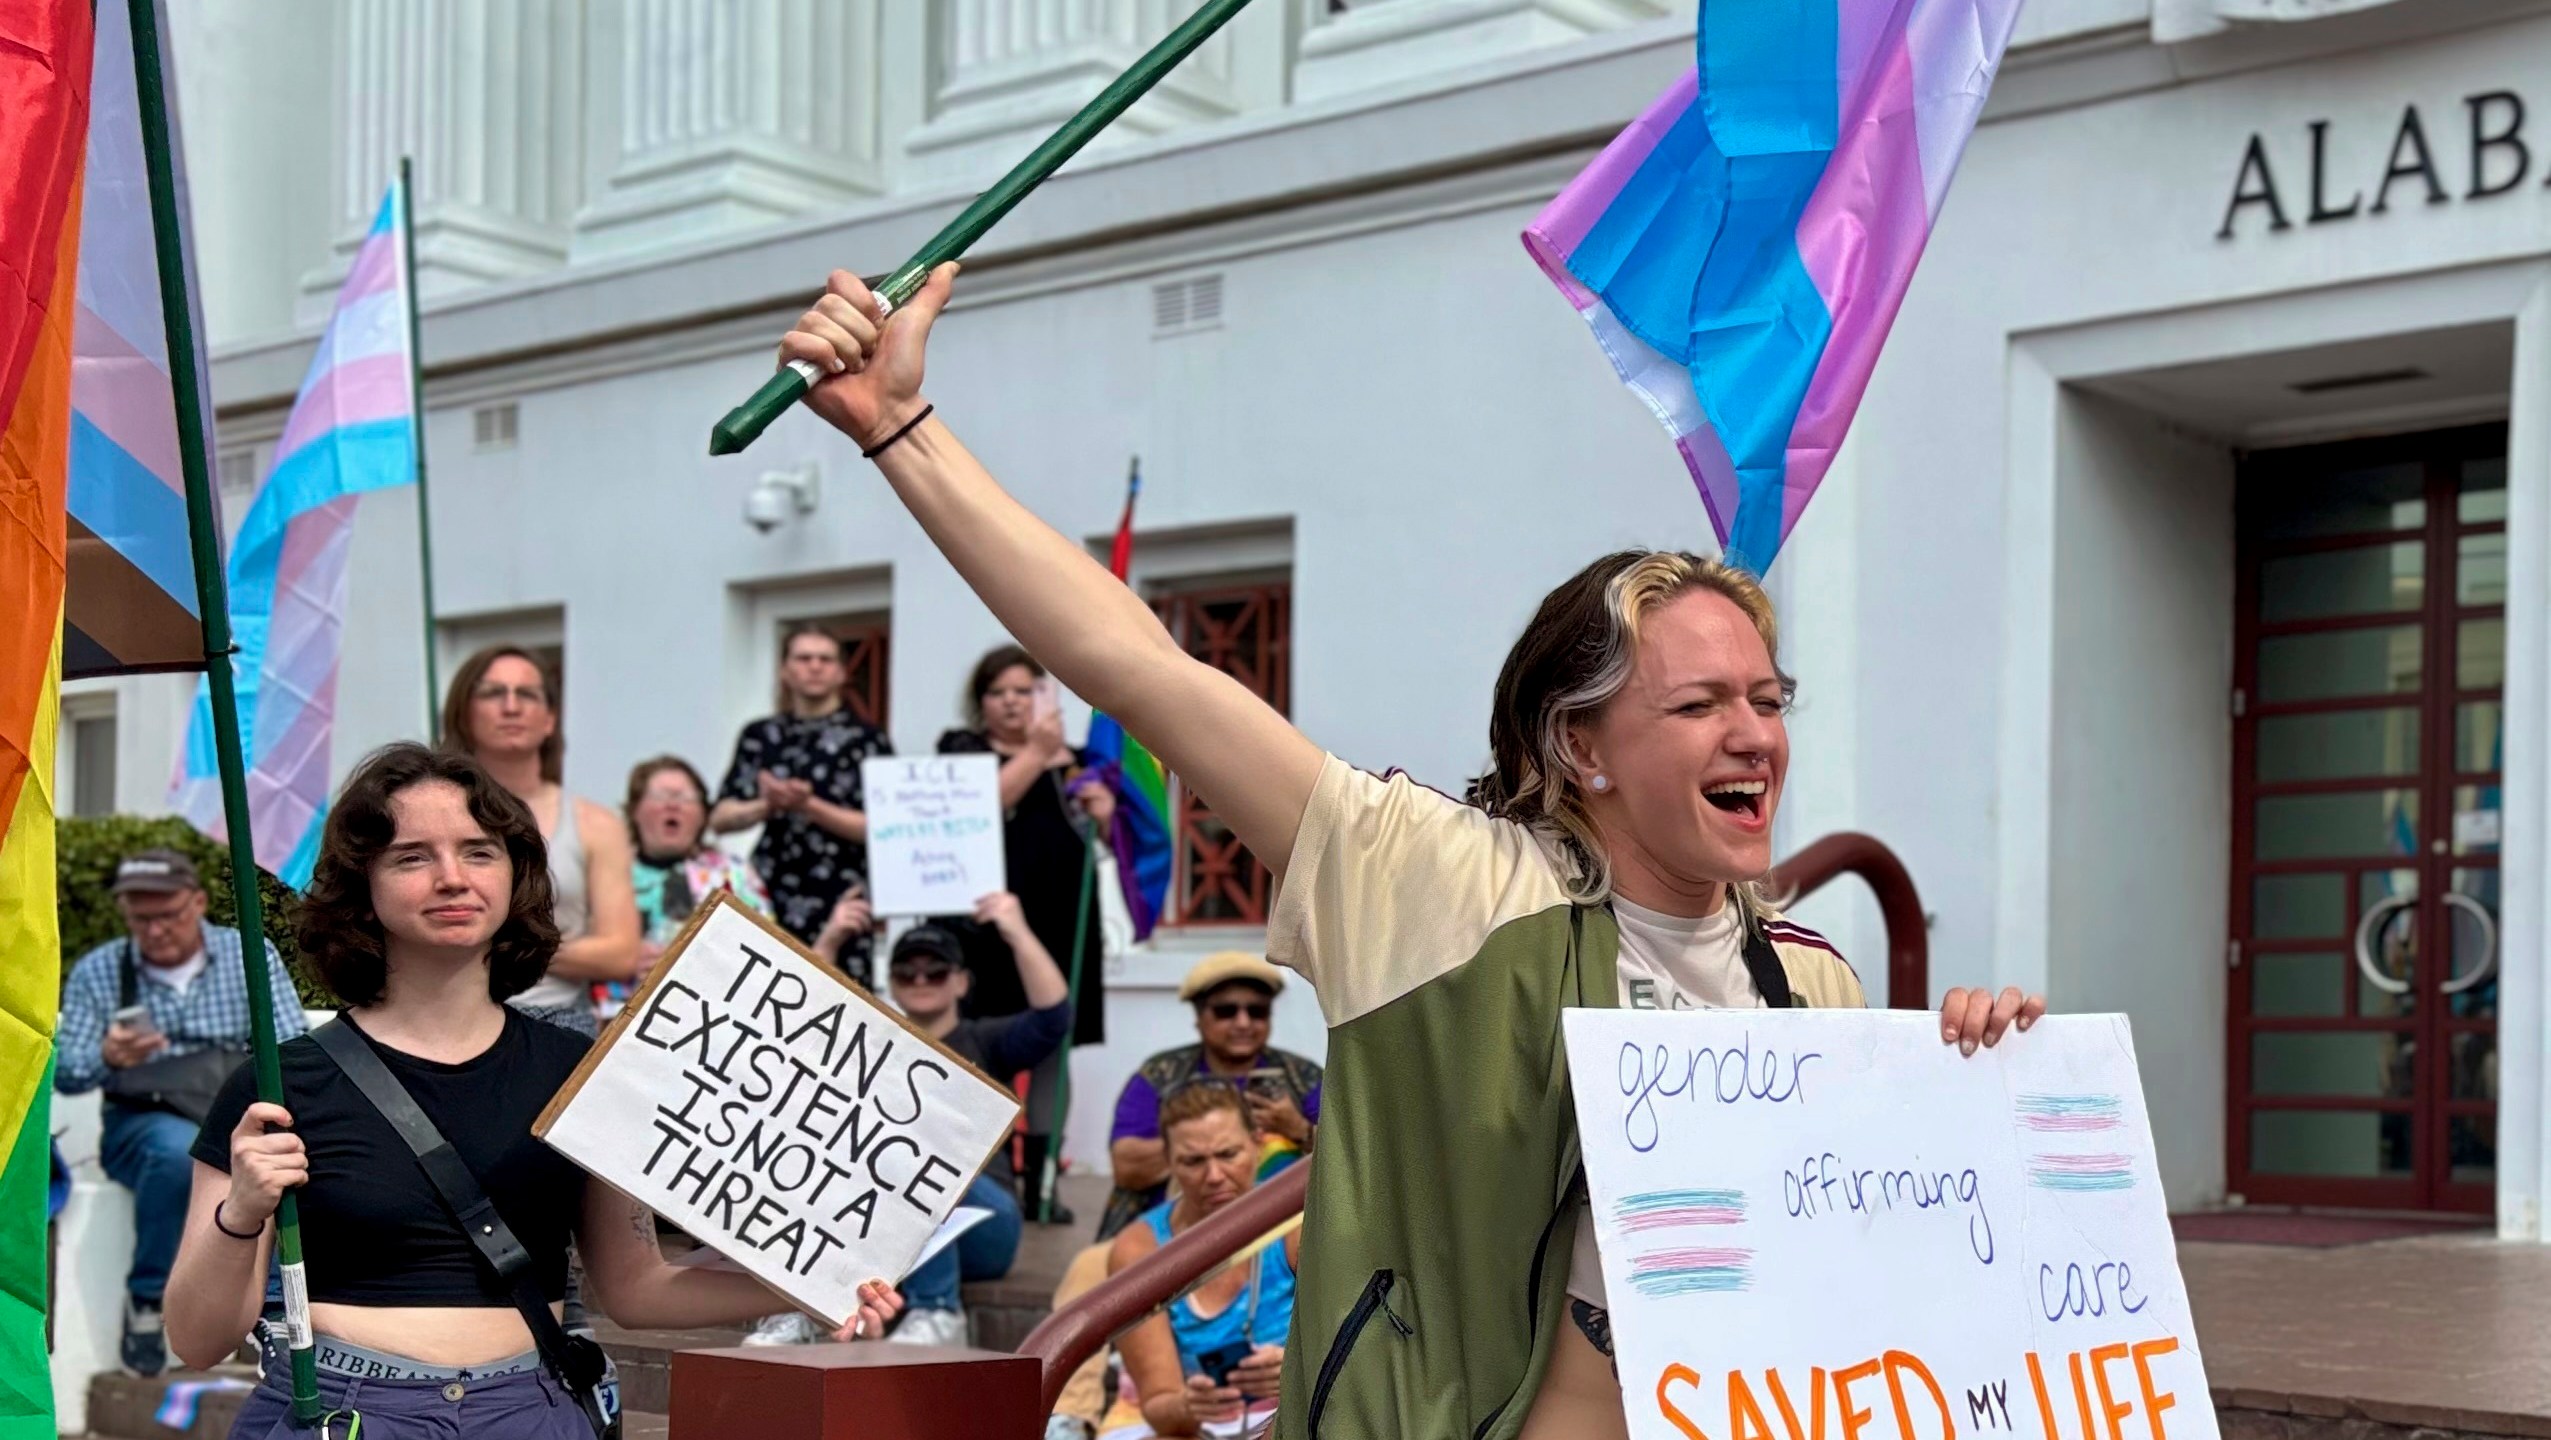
[
  {"left": 1206, "top": 1001, "right": 1270, "bottom": 1022},
  {"left": 891, "top": 961, "right": 957, "bottom": 986}
]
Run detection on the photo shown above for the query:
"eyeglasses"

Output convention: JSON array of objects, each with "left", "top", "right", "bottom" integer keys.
[
  {"left": 1206, "top": 1001, "right": 1270, "bottom": 1022},
  {"left": 122, "top": 906, "right": 196, "bottom": 933},
  {"left": 471, "top": 683, "right": 550, "bottom": 707},
  {"left": 891, "top": 962, "right": 957, "bottom": 986}
]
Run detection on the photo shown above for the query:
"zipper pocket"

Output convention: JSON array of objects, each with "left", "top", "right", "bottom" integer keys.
[
  {"left": 1308, "top": 1269, "right": 1400, "bottom": 1436},
  {"left": 1472, "top": 1166, "right": 1581, "bottom": 1440}
]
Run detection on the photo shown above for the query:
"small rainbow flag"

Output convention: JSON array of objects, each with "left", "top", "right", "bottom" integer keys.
[
  {"left": 1084, "top": 462, "right": 1172, "bottom": 940},
  {"left": 1523, "top": 0, "right": 2022, "bottom": 573}
]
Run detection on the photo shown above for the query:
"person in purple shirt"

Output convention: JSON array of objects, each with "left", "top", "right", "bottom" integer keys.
[{"left": 1098, "top": 953, "right": 1322, "bottom": 1240}]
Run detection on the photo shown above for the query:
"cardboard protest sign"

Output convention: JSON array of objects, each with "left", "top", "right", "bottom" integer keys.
[
  {"left": 1563, "top": 1010, "right": 2215, "bottom": 1440},
  {"left": 536, "top": 891, "right": 1021, "bottom": 1327},
  {"left": 862, "top": 754, "right": 1005, "bottom": 916}
]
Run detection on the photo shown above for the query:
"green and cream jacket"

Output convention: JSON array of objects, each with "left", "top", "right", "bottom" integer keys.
[{"left": 1267, "top": 757, "right": 1863, "bottom": 1440}]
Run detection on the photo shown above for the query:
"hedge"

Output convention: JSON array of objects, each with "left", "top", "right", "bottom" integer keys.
[{"left": 55, "top": 813, "right": 335, "bottom": 1008}]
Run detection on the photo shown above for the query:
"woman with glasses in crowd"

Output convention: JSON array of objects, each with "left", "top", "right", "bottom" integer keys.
[
  {"left": 440, "top": 646, "right": 640, "bottom": 1038},
  {"left": 607, "top": 755, "right": 771, "bottom": 1020}
]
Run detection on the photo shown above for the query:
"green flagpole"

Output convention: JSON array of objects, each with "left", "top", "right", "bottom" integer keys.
[
  {"left": 709, "top": 0, "right": 1261, "bottom": 457},
  {"left": 1040, "top": 837, "right": 1101, "bottom": 1223},
  {"left": 127, "top": 0, "right": 323, "bottom": 1423},
  {"left": 398, "top": 157, "right": 439, "bottom": 734}
]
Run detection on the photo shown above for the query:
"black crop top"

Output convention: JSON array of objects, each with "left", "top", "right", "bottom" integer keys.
[{"left": 194, "top": 1008, "right": 591, "bottom": 1306}]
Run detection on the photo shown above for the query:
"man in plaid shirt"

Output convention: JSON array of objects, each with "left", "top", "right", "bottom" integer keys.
[{"left": 55, "top": 849, "right": 307, "bottom": 1376}]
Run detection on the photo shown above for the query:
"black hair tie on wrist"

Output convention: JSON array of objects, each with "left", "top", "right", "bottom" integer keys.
[
  {"left": 861, "top": 404, "right": 935, "bottom": 460},
  {"left": 212, "top": 1200, "right": 263, "bottom": 1241}
]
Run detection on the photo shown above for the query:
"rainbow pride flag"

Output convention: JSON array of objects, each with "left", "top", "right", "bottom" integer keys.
[
  {"left": 0, "top": 2, "right": 95, "bottom": 1430},
  {"left": 171, "top": 179, "right": 418, "bottom": 887},
  {"left": 1524, "top": 0, "right": 2022, "bottom": 573},
  {"left": 1084, "top": 465, "right": 1173, "bottom": 940}
]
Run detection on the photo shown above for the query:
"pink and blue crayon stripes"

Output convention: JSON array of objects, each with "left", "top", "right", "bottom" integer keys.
[
  {"left": 1523, "top": 0, "right": 2022, "bottom": 573},
  {"left": 1626, "top": 1247, "right": 1754, "bottom": 1297},
  {"left": 1614, "top": 1188, "right": 1748, "bottom": 1232},
  {"left": 172, "top": 183, "right": 415, "bottom": 886},
  {"left": 2017, "top": 1094, "right": 2126, "bottom": 1133}
]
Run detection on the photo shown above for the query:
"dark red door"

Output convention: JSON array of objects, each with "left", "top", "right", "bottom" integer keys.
[{"left": 2229, "top": 425, "right": 2504, "bottom": 1213}]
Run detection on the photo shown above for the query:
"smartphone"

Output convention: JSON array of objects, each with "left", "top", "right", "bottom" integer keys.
[
  {"left": 109, "top": 1004, "right": 158, "bottom": 1038},
  {"left": 1031, "top": 676, "right": 1062, "bottom": 728},
  {"left": 1195, "top": 1340, "right": 1253, "bottom": 1388}
]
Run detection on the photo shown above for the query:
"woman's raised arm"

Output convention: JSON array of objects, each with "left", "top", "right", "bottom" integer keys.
[{"left": 778, "top": 265, "right": 1323, "bottom": 880}]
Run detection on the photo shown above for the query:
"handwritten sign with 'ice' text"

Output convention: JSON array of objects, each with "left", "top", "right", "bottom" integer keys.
[
  {"left": 863, "top": 754, "right": 1005, "bottom": 916},
  {"left": 1564, "top": 1010, "right": 2216, "bottom": 1440}
]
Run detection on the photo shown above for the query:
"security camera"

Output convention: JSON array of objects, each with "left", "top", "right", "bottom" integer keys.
[{"left": 744, "top": 463, "right": 819, "bottom": 533}]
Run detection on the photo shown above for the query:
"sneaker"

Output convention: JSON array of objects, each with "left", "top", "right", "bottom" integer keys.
[
  {"left": 121, "top": 1297, "right": 167, "bottom": 1376},
  {"left": 886, "top": 1306, "right": 969, "bottom": 1348},
  {"left": 740, "top": 1312, "right": 820, "bottom": 1347}
]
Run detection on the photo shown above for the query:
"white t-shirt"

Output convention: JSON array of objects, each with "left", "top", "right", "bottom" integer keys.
[
  {"left": 1566, "top": 895, "right": 1762, "bottom": 1306},
  {"left": 138, "top": 946, "right": 209, "bottom": 999}
]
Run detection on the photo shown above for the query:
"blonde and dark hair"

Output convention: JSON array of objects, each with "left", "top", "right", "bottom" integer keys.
[{"left": 1468, "top": 551, "right": 1793, "bottom": 911}]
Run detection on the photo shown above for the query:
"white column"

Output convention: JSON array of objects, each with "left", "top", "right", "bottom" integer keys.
[
  {"left": 572, "top": 0, "right": 886, "bottom": 262},
  {"left": 2498, "top": 274, "right": 2551, "bottom": 1243},
  {"left": 1293, "top": 0, "right": 1672, "bottom": 105},
  {"left": 903, "top": 0, "right": 1249, "bottom": 186},
  {"left": 305, "top": 0, "right": 587, "bottom": 306}
]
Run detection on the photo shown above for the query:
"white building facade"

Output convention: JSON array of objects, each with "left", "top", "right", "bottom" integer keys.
[{"left": 57, "top": 0, "right": 2551, "bottom": 1238}]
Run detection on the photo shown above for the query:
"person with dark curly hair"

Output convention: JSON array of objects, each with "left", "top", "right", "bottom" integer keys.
[{"left": 163, "top": 744, "right": 904, "bottom": 1439}]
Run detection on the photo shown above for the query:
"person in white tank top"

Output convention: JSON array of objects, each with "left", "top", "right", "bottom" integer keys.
[{"left": 440, "top": 646, "right": 640, "bottom": 1036}]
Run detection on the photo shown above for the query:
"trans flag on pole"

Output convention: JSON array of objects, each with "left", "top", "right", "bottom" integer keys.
[
  {"left": 1524, "top": 0, "right": 2023, "bottom": 573},
  {"left": 1083, "top": 463, "right": 1174, "bottom": 941},
  {"left": 172, "top": 179, "right": 418, "bottom": 887}
]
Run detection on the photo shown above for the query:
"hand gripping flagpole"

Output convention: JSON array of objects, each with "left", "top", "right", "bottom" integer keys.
[
  {"left": 709, "top": 0, "right": 1262, "bottom": 457},
  {"left": 128, "top": 0, "right": 324, "bottom": 1422}
]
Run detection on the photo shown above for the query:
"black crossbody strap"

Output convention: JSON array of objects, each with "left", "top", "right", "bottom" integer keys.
[
  {"left": 1740, "top": 927, "right": 1801, "bottom": 1009},
  {"left": 120, "top": 940, "right": 138, "bottom": 1010},
  {"left": 309, "top": 1019, "right": 605, "bottom": 1428}
]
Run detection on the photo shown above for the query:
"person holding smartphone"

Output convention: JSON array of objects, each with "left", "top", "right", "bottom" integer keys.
[
  {"left": 1106, "top": 1082, "right": 1296, "bottom": 1438},
  {"left": 54, "top": 849, "right": 308, "bottom": 1376}
]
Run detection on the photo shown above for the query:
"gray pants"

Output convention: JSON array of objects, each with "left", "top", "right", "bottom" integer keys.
[{"left": 231, "top": 1331, "right": 594, "bottom": 1440}]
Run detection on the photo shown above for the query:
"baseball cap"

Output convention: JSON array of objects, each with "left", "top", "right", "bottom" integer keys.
[
  {"left": 111, "top": 849, "right": 202, "bottom": 896},
  {"left": 889, "top": 924, "right": 968, "bottom": 975}
]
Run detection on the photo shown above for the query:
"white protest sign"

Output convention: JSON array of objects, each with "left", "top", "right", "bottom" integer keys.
[
  {"left": 862, "top": 754, "right": 1005, "bottom": 916},
  {"left": 537, "top": 892, "right": 1021, "bottom": 1328},
  {"left": 1564, "top": 1010, "right": 2215, "bottom": 1440}
]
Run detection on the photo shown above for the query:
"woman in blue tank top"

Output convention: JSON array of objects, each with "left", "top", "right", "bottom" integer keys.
[{"left": 1108, "top": 1083, "right": 1300, "bottom": 1436}]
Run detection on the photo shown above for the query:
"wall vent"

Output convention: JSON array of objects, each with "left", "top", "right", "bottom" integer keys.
[
  {"left": 473, "top": 401, "right": 519, "bottom": 450},
  {"left": 1151, "top": 274, "right": 1224, "bottom": 337}
]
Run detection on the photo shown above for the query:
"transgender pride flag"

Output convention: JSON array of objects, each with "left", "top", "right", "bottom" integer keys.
[
  {"left": 1525, "top": 0, "right": 2023, "bottom": 573},
  {"left": 172, "top": 180, "right": 418, "bottom": 886}
]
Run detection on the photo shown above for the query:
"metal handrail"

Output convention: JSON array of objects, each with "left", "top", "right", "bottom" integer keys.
[
  {"left": 1020, "top": 833, "right": 1930, "bottom": 1414},
  {"left": 1015, "top": 1160, "right": 1311, "bottom": 1416},
  {"left": 1765, "top": 830, "right": 1929, "bottom": 1009}
]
